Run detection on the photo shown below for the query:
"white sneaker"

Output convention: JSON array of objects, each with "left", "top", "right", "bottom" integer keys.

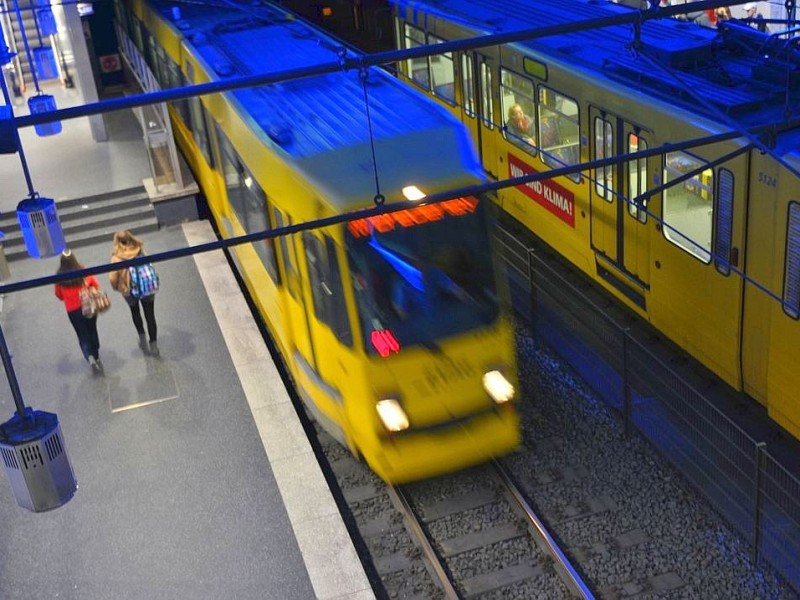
[{"left": 89, "top": 356, "right": 102, "bottom": 373}]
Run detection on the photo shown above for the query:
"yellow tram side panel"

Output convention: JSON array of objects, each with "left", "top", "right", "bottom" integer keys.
[
  {"left": 764, "top": 159, "right": 800, "bottom": 439},
  {"left": 494, "top": 45, "right": 748, "bottom": 392},
  {"left": 175, "top": 49, "right": 229, "bottom": 219},
  {"left": 174, "top": 40, "right": 296, "bottom": 357},
  {"left": 740, "top": 151, "right": 780, "bottom": 407},
  {"left": 645, "top": 135, "right": 748, "bottom": 390}
]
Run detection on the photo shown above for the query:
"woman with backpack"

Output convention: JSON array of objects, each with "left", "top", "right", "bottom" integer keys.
[
  {"left": 109, "top": 230, "right": 160, "bottom": 356},
  {"left": 55, "top": 249, "right": 104, "bottom": 373}
]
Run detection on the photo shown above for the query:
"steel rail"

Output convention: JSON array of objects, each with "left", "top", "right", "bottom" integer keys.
[
  {"left": 492, "top": 459, "right": 595, "bottom": 599},
  {"left": 385, "top": 484, "right": 461, "bottom": 599}
]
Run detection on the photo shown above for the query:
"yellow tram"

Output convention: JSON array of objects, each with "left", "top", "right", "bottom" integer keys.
[
  {"left": 113, "top": 0, "right": 520, "bottom": 482},
  {"left": 386, "top": 0, "right": 800, "bottom": 440}
]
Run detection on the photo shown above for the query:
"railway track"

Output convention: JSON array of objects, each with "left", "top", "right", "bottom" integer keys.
[
  {"left": 312, "top": 320, "right": 794, "bottom": 599},
  {"left": 304, "top": 208, "right": 793, "bottom": 600},
  {"left": 390, "top": 460, "right": 592, "bottom": 599},
  {"left": 320, "top": 421, "right": 592, "bottom": 599}
]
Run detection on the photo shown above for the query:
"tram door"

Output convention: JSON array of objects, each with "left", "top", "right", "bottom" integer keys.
[
  {"left": 589, "top": 107, "right": 651, "bottom": 297},
  {"left": 295, "top": 230, "right": 351, "bottom": 436},
  {"left": 274, "top": 211, "right": 313, "bottom": 362},
  {"left": 461, "top": 51, "right": 498, "bottom": 180}
]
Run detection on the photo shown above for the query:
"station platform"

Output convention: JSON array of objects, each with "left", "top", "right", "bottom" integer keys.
[{"left": 0, "top": 83, "right": 374, "bottom": 599}]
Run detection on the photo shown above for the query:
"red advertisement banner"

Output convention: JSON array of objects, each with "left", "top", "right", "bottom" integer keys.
[{"left": 508, "top": 154, "right": 575, "bottom": 228}]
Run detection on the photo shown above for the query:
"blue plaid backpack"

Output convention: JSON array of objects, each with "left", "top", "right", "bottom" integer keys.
[{"left": 129, "top": 263, "right": 159, "bottom": 298}]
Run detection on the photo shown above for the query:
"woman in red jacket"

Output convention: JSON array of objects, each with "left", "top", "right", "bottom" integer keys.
[{"left": 54, "top": 249, "right": 103, "bottom": 373}]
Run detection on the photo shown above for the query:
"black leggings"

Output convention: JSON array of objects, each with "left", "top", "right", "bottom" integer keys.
[
  {"left": 128, "top": 296, "right": 157, "bottom": 342},
  {"left": 67, "top": 309, "right": 99, "bottom": 361}
]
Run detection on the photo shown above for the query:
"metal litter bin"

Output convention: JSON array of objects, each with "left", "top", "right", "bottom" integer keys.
[
  {"left": 27, "top": 93, "right": 61, "bottom": 137},
  {"left": 0, "top": 408, "right": 77, "bottom": 512},
  {"left": 17, "top": 196, "right": 65, "bottom": 258}
]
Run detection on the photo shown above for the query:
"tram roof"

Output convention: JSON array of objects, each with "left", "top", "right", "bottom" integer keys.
[
  {"left": 147, "top": 0, "right": 481, "bottom": 206},
  {"left": 393, "top": 0, "right": 800, "bottom": 152}
]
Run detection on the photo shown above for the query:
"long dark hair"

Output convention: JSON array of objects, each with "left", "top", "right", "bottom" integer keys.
[{"left": 57, "top": 249, "right": 85, "bottom": 287}]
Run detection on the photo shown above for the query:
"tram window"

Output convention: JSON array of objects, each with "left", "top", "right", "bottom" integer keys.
[
  {"left": 663, "top": 151, "right": 713, "bottom": 263},
  {"left": 274, "top": 210, "right": 300, "bottom": 299},
  {"left": 461, "top": 55, "right": 476, "bottom": 117},
  {"left": 480, "top": 61, "right": 493, "bottom": 130},
  {"left": 154, "top": 46, "right": 170, "bottom": 90},
  {"left": 303, "top": 233, "right": 353, "bottom": 346},
  {"left": 783, "top": 202, "right": 800, "bottom": 319},
  {"left": 188, "top": 98, "right": 212, "bottom": 167},
  {"left": 144, "top": 32, "right": 158, "bottom": 75},
  {"left": 130, "top": 17, "right": 144, "bottom": 54},
  {"left": 402, "top": 24, "right": 430, "bottom": 89},
  {"left": 218, "top": 129, "right": 281, "bottom": 284},
  {"left": 500, "top": 68, "right": 535, "bottom": 152},
  {"left": 165, "top": 59, "right": 190, "bottom": 125},
  {"left": 628, "top": 133, "right": 648, "bottom": 223},
  {"left": 593, "top": 117, "right": 614, "bottom": 201},
  {"left": 538, "top": 86, "right": 580, "bottom": 182},
  {"left": 714, "top": 169, "right": 734, "bottom": 276},
  {"left": 429, "top": 35, "right": 455, "bottom": 104}
]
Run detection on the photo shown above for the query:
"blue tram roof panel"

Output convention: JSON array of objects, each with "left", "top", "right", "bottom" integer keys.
[
  {"left": 393, "top": 0, "right": 800, "bottom": 130},
  {"left": 150, "top": 0, "right": 471, "bottom": 161}
]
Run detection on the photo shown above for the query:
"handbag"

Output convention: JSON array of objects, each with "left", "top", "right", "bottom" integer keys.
[
  {"left": 91, "top": 287, "right": 111, "bottom": 313},
  {"left": 80, "top": 285, "right": 96, "bottom": 318},
  {"left": 80, "top": 284, "right": 110, "bottom": 317}
]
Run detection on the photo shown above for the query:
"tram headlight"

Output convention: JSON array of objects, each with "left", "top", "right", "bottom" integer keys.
[
  {"left": 402, "top": 185, "right": 426, "bottom": 201},
  {"left": 376, "top": 398, "right": 410, "bottom": 432},
  {"left": 483, "top": 370, "right": 515, "bottom": 404}
]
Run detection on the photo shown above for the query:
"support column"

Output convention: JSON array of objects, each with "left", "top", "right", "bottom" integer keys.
[{"left": 59, "top": 2, "right": 106, "bottom": 141}]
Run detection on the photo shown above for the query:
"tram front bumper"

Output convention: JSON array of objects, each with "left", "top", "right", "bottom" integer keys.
[{"left": 364, "top": 405, "right": 521, "bottom": 484}]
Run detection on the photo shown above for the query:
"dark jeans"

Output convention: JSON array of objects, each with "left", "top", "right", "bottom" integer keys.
[
  {"left": 127, "top": 295, "right": 157, "bottom": 342},
  {"left": 67, "top": 309, "right": 100, "bottom": 361}
]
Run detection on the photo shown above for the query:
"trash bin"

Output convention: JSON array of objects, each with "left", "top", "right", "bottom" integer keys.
[
  {"left": 0, "top": 408, "right": 77, "bottom": 512},
  {"left": 17, "top": 196, "right": 65, "bottom": 258},
  {"left": 27, "top": 93, "right": 61, "bottom": 137}
]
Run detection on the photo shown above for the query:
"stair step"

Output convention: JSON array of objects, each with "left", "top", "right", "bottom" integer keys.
[
  {"left": 2, "top": 206, "right": 157, "bottom": 247},
  {"left": 0, "top": 194, "right": 152, "bottom": 233},
  {"left": 1, "top": 185, "right": 159, "bottom": 261},
  {"left": 0, "top": 186, "right": 149, "bottom": 229},
  {"left": 5, "top": 217, "right": 160, "bottom": 262}
]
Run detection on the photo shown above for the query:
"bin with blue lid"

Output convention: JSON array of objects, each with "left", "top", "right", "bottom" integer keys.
[
  {"left": 0, "top": 407, "right": 77, "bottom": 512},
  {"left": 17, "top": 196, "right": 65, "bottom": 258},
  {"left": 28, "top": 93, "right": 61, "bottom": 137}
]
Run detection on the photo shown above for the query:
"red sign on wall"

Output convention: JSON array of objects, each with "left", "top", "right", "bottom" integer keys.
[
  {"left": 508, "top": 154, "right": 575, "bottom": 228},
  {"left": 99, "top": 54, "right": 122, "bottom": 73}
]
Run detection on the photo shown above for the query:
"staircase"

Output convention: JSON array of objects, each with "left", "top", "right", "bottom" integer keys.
[
  {"left": 0, "top": 186, "right": 160, "bottom": 261},
  {"left": 1, "top": 0, "right": 64, "bottom": 92}
]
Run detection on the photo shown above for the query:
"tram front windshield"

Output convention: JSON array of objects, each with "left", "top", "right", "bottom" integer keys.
[{"left": 345, "top": 197, "right": 500, "bottom": 355}]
